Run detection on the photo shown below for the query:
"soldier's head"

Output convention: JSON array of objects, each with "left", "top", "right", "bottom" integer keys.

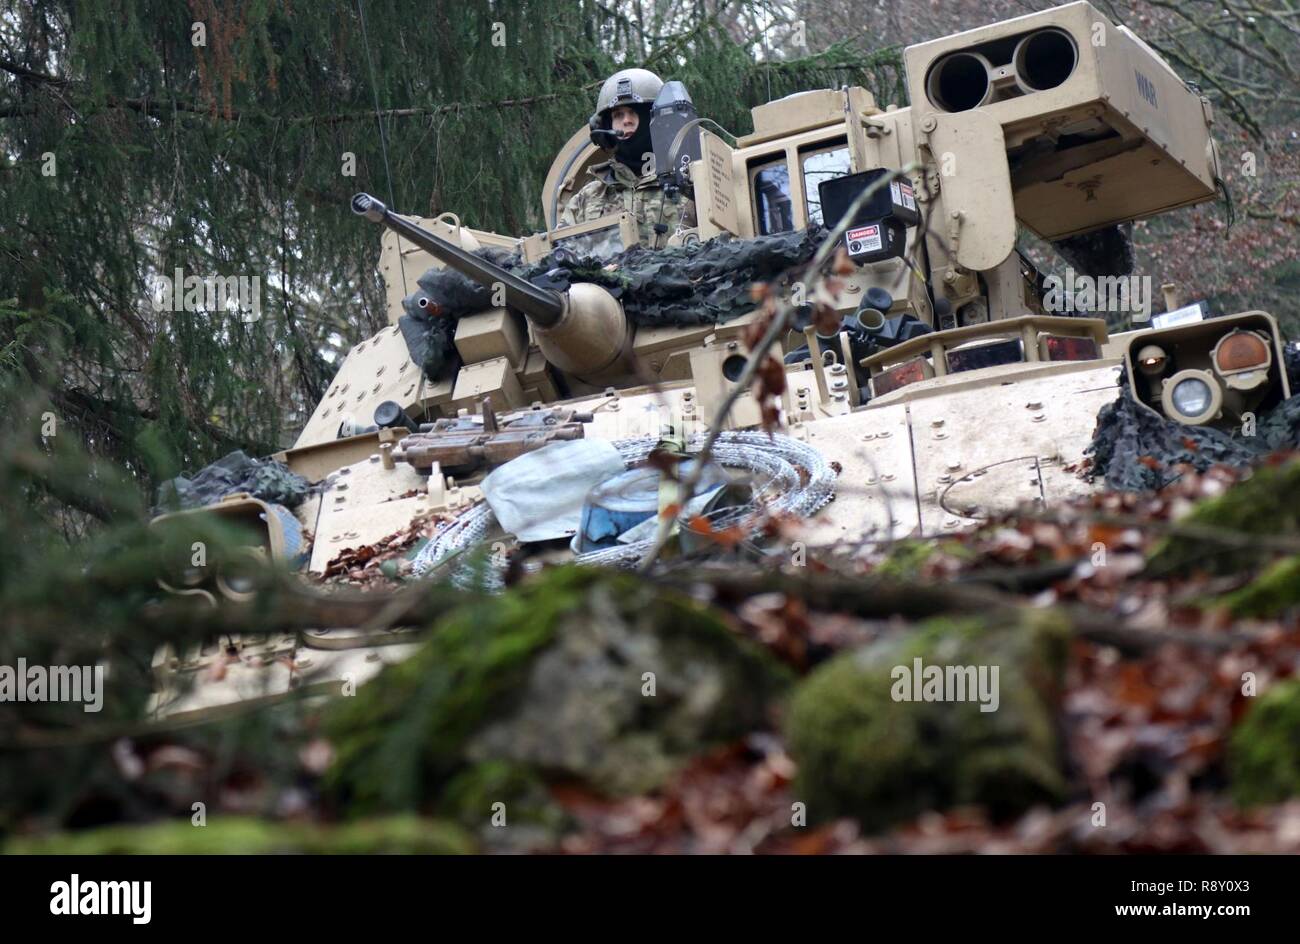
[{"left": 591, "top": 68, "right": 662, "bottom": 170}]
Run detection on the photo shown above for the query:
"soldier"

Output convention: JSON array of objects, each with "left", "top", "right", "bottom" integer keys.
[{"left": 561, "top": 68, "right": 697, "bottom": 249}]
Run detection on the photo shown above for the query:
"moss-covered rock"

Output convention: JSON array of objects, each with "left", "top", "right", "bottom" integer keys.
[
  {"left": 4, "top": 815, "right": 474, "bottom": 854},
  {"left": 439, "top": 760, "right": 572, "bottom": 852},
  {"left": 1215, "top": 555, "right": 1300, "bottom": 617},
  {"left": 326, "top": 567, "right": 790, "bottom": 811},
  {"left": 1228, "top": 679, "right": 1300, "bottom": 807},
  {"left": 785, "top": 612, "right": 1069, "bottom": 830},
  {"left": 325, "top": 568, "right": 584, "bottom": 811},
  {"left": 872, "top": 539, "right": 971, "bottom": 581},
  {"left": 1148, "top": 459, "right": 1300, "bottom": 576}
]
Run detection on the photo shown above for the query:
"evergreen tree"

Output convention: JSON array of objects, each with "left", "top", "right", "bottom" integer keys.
[{"left": 1, "top": 0, "right": 901, "bottom": 501}]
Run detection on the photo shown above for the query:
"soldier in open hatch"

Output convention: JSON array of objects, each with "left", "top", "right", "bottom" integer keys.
[{"left": 560, "top": 68, "right": 697, "bottom": 249}]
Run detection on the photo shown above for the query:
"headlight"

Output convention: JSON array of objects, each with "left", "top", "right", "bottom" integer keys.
[
  {"left": 1212, "top": 330, "right": 1272, "bottom": 391},
  {"left": 1214, "top": 330, "right": 1270, "bottom": 372},
  {"left": 1161, "top": 369, "right": 1222, "bottom": 425},
  {"left": 1172, "top": 377, "right": 1212, "bottom": 415},
  {"left": 1135, "top": 344, "right": 1167, "bottom": 375},
  {"left": 216, "top": 547, "right": 269, "bottom": 602}
]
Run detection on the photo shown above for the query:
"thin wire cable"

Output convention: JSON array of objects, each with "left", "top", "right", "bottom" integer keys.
[
  {"left": 357, "top": 0, "right": 407, "bottom": 291},
  {"left": 410, "top": 432, "right": 837, "bottom": 588}
]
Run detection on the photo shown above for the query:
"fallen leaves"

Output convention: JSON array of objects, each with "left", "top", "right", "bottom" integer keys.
[
  {"left": 556, "top": 738, "right": 804, "bottom": 854},
  {"left": 320, "top": 513, "right": 446, "bottom": 587},
  {"left": 72, "top": 459, "right": 1300, "bottom": 854}
]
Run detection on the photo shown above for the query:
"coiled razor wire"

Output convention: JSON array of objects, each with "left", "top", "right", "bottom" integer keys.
[{"left": 411, "top": 431, "right": 837, "bottom": 587}]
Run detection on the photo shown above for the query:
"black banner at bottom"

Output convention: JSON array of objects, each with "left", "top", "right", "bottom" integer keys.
[{"left": 0, "top": 853, "right": 1285, "bottom": 930}]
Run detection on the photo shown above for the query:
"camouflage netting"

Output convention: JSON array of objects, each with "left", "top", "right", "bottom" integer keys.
[
  {"left": 1050, "top": 222, "right": 1136, "bottom": 280},
  {"left": 155, "top": 450, "right": 311, "bottom": 513},
  {"left": 398, "top": 228, "right": 829, "bottom": 378},
  {"left": 1085, "top": 351, "right": 1300, "bottom": 493}
]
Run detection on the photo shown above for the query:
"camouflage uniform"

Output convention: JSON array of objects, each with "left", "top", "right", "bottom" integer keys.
[{"left": 561, "top": 159, "right": 697, "bottom": 248}]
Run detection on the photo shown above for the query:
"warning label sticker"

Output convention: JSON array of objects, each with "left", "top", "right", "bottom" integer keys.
[
  {"left": 898, "top": 181, "right": 916, "bottom": 212},
  {"left": 891, "top": 180, "right": 916, "bottom": 212},
  {"left": 846, "top": 224, "right": 882, "bottom": 253}
]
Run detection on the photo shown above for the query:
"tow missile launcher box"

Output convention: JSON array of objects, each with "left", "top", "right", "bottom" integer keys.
[{"left": 904, "top": 0, "right": 1221, "bottom": 241}]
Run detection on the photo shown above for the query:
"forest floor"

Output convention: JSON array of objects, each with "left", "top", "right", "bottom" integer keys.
[{"left": 8, "top": 454, "right": 1300, "bottom": 855}]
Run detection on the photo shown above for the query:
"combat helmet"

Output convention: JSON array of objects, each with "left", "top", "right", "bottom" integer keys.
[{"left": 589, "top": 68, "right": 663, "bottom": 150}]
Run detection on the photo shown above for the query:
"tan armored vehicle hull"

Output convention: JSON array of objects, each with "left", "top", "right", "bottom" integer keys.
[{"left": 150, "top": 2, "right": 1290, "bottom": 720}]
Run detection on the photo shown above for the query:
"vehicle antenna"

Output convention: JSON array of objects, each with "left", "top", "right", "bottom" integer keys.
[{"left": 356, "top": 0, "right": 407, "bottom": 291}]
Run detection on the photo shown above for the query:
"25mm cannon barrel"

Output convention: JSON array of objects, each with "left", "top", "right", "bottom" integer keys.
[
  {"left": 352, "top": 192, "right": 632, "bottom": 381},
  {"left": 351, "top": 192, "right": 564, "bottom": 327}
]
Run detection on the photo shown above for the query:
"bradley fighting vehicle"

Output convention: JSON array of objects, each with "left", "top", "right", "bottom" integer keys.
[{"left": 151, "top": 1, "right": 1292, "bottom": 718}]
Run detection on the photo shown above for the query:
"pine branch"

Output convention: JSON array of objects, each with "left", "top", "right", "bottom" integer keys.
[{"left": 0, "top": 86, "right": 592, "bottom": 123}]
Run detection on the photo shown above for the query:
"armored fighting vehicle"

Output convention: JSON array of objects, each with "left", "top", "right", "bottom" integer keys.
[{"left": 151, "top": 1, "right": 1292, "bottom": 718}]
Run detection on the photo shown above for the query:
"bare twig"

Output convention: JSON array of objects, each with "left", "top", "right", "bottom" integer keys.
[{"left": 638, "top": 162, "right": 923, "bottom": 571}]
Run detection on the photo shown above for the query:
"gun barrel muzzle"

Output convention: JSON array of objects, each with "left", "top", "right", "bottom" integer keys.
[
  {"left": 351, "top": 192, "right": 564, "bottom": 327},
  {"left": 351, "top": 192, "right": 388, "bottom": 223}
]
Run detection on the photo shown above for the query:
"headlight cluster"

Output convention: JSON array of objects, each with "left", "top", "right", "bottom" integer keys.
[
  {"left": 1156, "top": 329, "right": 1275, "bottom": 425},
  {"left": 1129, "top": 313, "right": 1288, "bottom": 430}
]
